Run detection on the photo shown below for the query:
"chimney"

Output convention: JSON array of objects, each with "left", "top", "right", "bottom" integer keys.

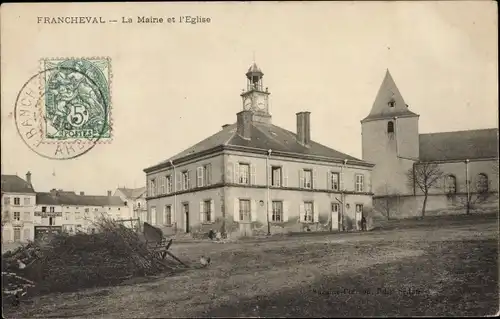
[
  {"left": 296, "top": 112, "right": 311, "bottom": 146},
  {"left": 222, "top": 124, "right": 230, "bottom": 129},
  {"left": 236, "top": 110, "right": 253, "bottom": 140},
  {"left": 80, "top": 191, "right": 85, "bottom": 196},
  {"left": 107, "top": 190, "right": 112, "bottom": 197},
  {"left": 26, "top": 171, "right": 32, "bottom": 185}
]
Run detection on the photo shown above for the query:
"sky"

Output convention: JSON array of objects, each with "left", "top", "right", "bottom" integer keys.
[{"left": 1, "top": 1, "right": 498, "bottom": 195}]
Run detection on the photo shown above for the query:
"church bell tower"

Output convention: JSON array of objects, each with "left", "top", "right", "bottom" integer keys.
[
  {"left": 361, "top": 69, "right": 420, "bottom": 196},
  {"left": 240, "top": 62, "right": 272, "bottom": 124}
]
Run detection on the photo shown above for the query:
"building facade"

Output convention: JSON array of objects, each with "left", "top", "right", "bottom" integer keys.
[
  {"left": 35, "top": 189, "right": 129, "bottom": 236},
  {"left": 362, "top": 70, "right": 499, "bottom": 218},
  {"left": 144, "top": 63, "right": 375, "bottom": 237},
  {"left": 114, "top": 187, "right": 147, "bottom": 222},
  {"left": 1, "top": 172, "right": 37, "bottom": 243}
]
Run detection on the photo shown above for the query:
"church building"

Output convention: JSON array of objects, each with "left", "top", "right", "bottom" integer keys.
[
  {"left": 362, "top": 70, "right": 499, "bottom": 218},
  {"left": 143, "top": 63, "right": 375, "bottom": 237}
]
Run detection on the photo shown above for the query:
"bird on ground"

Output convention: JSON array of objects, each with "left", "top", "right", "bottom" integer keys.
[
  {"left": 17, "top": 259, "right": 26, "bottom": 269},
  {"left": 200, "top": 256, "right": 211, "bottom": 268}
]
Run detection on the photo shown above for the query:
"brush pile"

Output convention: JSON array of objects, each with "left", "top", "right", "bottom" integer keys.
[{"left": 2, "top": 218, "right": 184, "bottom": 305}]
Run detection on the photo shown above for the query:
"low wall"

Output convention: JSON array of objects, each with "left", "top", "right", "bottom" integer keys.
[{"left": 373, "top": 192, "right": 499, "bottom": 219}]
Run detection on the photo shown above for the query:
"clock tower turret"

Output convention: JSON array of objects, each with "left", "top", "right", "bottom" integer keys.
[{"left": 240, "top": 62, "right": 271, "bottom": 124}]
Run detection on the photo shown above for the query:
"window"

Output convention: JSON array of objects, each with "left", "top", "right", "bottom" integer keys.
[
  {"left": 166, "top": 175, "right": 172, "bottom": 193},
  {"left": 65, "top": 212, "right": 70, "bottom": 220},
  {"left": 330, "top": 172, "right": 339, "bottom": 191},
  {"left": 41, "top": 206, "right": 47, "bottom": 213},
  {"left": 332, "top": 203, "right": 340, "bottom": 213},
  {"left": 23, "top": 212, "right": 30, "bottom": 221},
  {"left": 239, "top": 164, "right": 250, "bottom": 184},
  {"left": 149, "top": 179, "right": 156, "bottom": 197},
  {"left": 272, "top": 201, "right": 283, "bottom": 222},
  {"left": 182, "top": 171, "right": 190, "bottom": 190},
  {"left": 271, "top": 166, "right": 282, "bottom": 187},
  {"left": 164, "top": 205, "right": 172, "bottom": 225},
  {"left": 75, "top": 212, "right": 82, "bottom": 220},
  {"left": 202, "top": 200, "right": 212, "bottom": 222},
  {"left": 137, "top": 202, "right": 141, "bottom": 208},
  {"left": 355, "top": 174, "right": 364, "bottom": 192},
  {"left": 14, "top": 229, "right": 21, "bottom": 242},
  {"left": 356, "top": 204, "right": 363, "bottom": 213},
  {"left": 388, "top": 100, "right": 395, "bottom": 107},
  {"left": 4, "top": 197, "right": 10, "bottom": 205},
  {"left": 14, "top": 197, "right": 20, "bottom": 205},
  {"left": 477, "top": 173, "right": 489, "bottom": 193},
  {"left": 445, "top": 175, "right": 457, "bottom": 193},
  {"left": 13, "top": 212, "right": 20, "bottom": 221},
  {"left": 239, "top": 199, "right": 251, "bottom": 222},
  {"left": 150, "top": 206, "right": 156, "bottom": 224},
  {"left": 304, "top": 202, "right": 314, "bottom": 222},
  {"left": 24, "top": 197, "right": 30, "bottom": 205},
  {"left": 303, "top": 170, "right": 312, "bottom": 189},
  {"left": 387, "top": 121, "right": 394, "bottom": 133},
  {"left": 204, "top": 164, "right": 212, "bottom": 186},
  {"left": 159, "top": 176, "right": 166, "bottom": 194},
  {"left": 84, "top": 208, "right": 89, "bottom": 213},
  {"left": 49, "top": 207, "right": 55, "bottom": 213}
]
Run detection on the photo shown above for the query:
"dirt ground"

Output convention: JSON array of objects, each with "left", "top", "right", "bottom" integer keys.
[{"left": 4, "top": 213, "right": 499, "bottom": 317}]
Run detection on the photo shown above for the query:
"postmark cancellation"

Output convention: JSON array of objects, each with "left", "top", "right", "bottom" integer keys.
[{"left": 14, "top": 57, "right": 113, "bottom": 160}]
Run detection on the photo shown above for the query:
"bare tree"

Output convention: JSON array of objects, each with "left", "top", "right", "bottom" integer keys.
[
  {"left": 407, "top": 162, "right": 444, "bottom": 218},
  {"left": 373, "top": 184, "right": 400, "bottom": 220}
]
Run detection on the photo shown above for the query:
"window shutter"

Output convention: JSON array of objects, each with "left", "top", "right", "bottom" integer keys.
[
  {"left": 299, "top": 170, "right": 304, "bottom": 188},
  {"left": 176, "top": 172, "right": 182, "bottom": 191},
  {"left": 157, "top": 208, "right": 163, "bottom": 225},
  {"left": 206, "top": 164, "right": 212, "bottom": 185},
  {"left": 312, "top": 169, "right": 318, "bottom": 189},
  {"left": 23, "top": 228, "right": 30, "bottom": 241},
  {"left": 226, "top": 162, "right": 234, "bottom": 183},
  {"left": 251, "top": 200, "right": 257, "bottom": 222},
  {"left": 268, "top": 166, "right": 272, "bottom": 186},
  {"left": 283, "top": 201, "right": 289, "bottom": 222},
  {"left": 299, "top": 202, "right": 305, "bottom": 222},
  {"left": 199, "top": 201, "right": 204, "bottom": 223},
  {"left": 234, "top": 164, "right": 240, "bottom": 184},
  {"left": 327, "top": 170, "right": 332, "bottom": 190},
  {"left": 187, "top": 170, "right": 192, "bottom": 189},
  {"left": 282, "top": 167, "right": 288, "bottom": 187},
  {"left": 210, "top": 200, "right": 215, "bottom": 222},
  {"left": 233, "top": 198, "right": 240, "bottom": 222},
  {"left": 313, "top": 202, "right": 319, "bottom": 223},
  {"left": 197, "top": 167, "right": 203, "bottom": 187},
  {"left": 250, "top": 164, "right": 256, "bottom": 185},
  {"left": 367, "top": 174, "right": 372, "bottom": 193}
]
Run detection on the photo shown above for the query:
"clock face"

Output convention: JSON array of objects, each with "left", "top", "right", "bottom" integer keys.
[
  {"left": 243, "top": 96, "right": 253, "bottom": 110},
  {"left": 255, "top": 95, "right": 267, "bottom": 111}
]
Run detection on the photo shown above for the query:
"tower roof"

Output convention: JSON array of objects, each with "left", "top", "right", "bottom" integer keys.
[
  {"left": 361, "top": 69, "right": 418, "bottom": 123},
  {"left": 246, "top": 62, "right": 263, "bottom": 77}
]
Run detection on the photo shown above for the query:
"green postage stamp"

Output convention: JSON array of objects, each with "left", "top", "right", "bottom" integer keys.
[{"left": 41, "top": 57, "right": 112, "bottom": 141}]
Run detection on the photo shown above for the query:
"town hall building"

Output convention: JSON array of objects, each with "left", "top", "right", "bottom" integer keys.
[
  {"left": 143, "top": 63, "right": 375, "bottom": 237},
  {"left": 362, "top": 70, "right": 499, "bottom": 218}
]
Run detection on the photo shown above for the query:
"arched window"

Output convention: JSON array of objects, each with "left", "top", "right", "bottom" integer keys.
[
  {"left": 445, "top": 175, "right": 456, "bottom": 193},
  {"left": 476, "top": 173, "right": 489, "bottom": 193},
  {"left": 387, "top": 121, "right": 394, "bottom": 133}
]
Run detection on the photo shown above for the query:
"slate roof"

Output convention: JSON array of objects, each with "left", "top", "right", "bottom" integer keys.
[
  {"left": 36, "top": 191, "right": 126, "bottom": 206},
  {"left": 148, "top": 121, "right": 370, "bottom": 171},
  {"left": 116, "top": 187, "right": 147, "bottom": 200},
  {"left": 362, "top": 69, "right": 419, "bottom": 123},
  {"left": 1, "top": 175, "right": 35, "bottom": 194},
  {"left": 419, "top": 128, "right": 499, "bottom": 162}
]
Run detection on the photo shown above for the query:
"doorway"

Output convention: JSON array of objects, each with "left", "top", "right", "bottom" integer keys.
[
  {"left": 331, "top": 203, "right": 340, "bottom": 231},
  {"left": 183, "top": 203, "right": 190, "bottom": 233}
]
